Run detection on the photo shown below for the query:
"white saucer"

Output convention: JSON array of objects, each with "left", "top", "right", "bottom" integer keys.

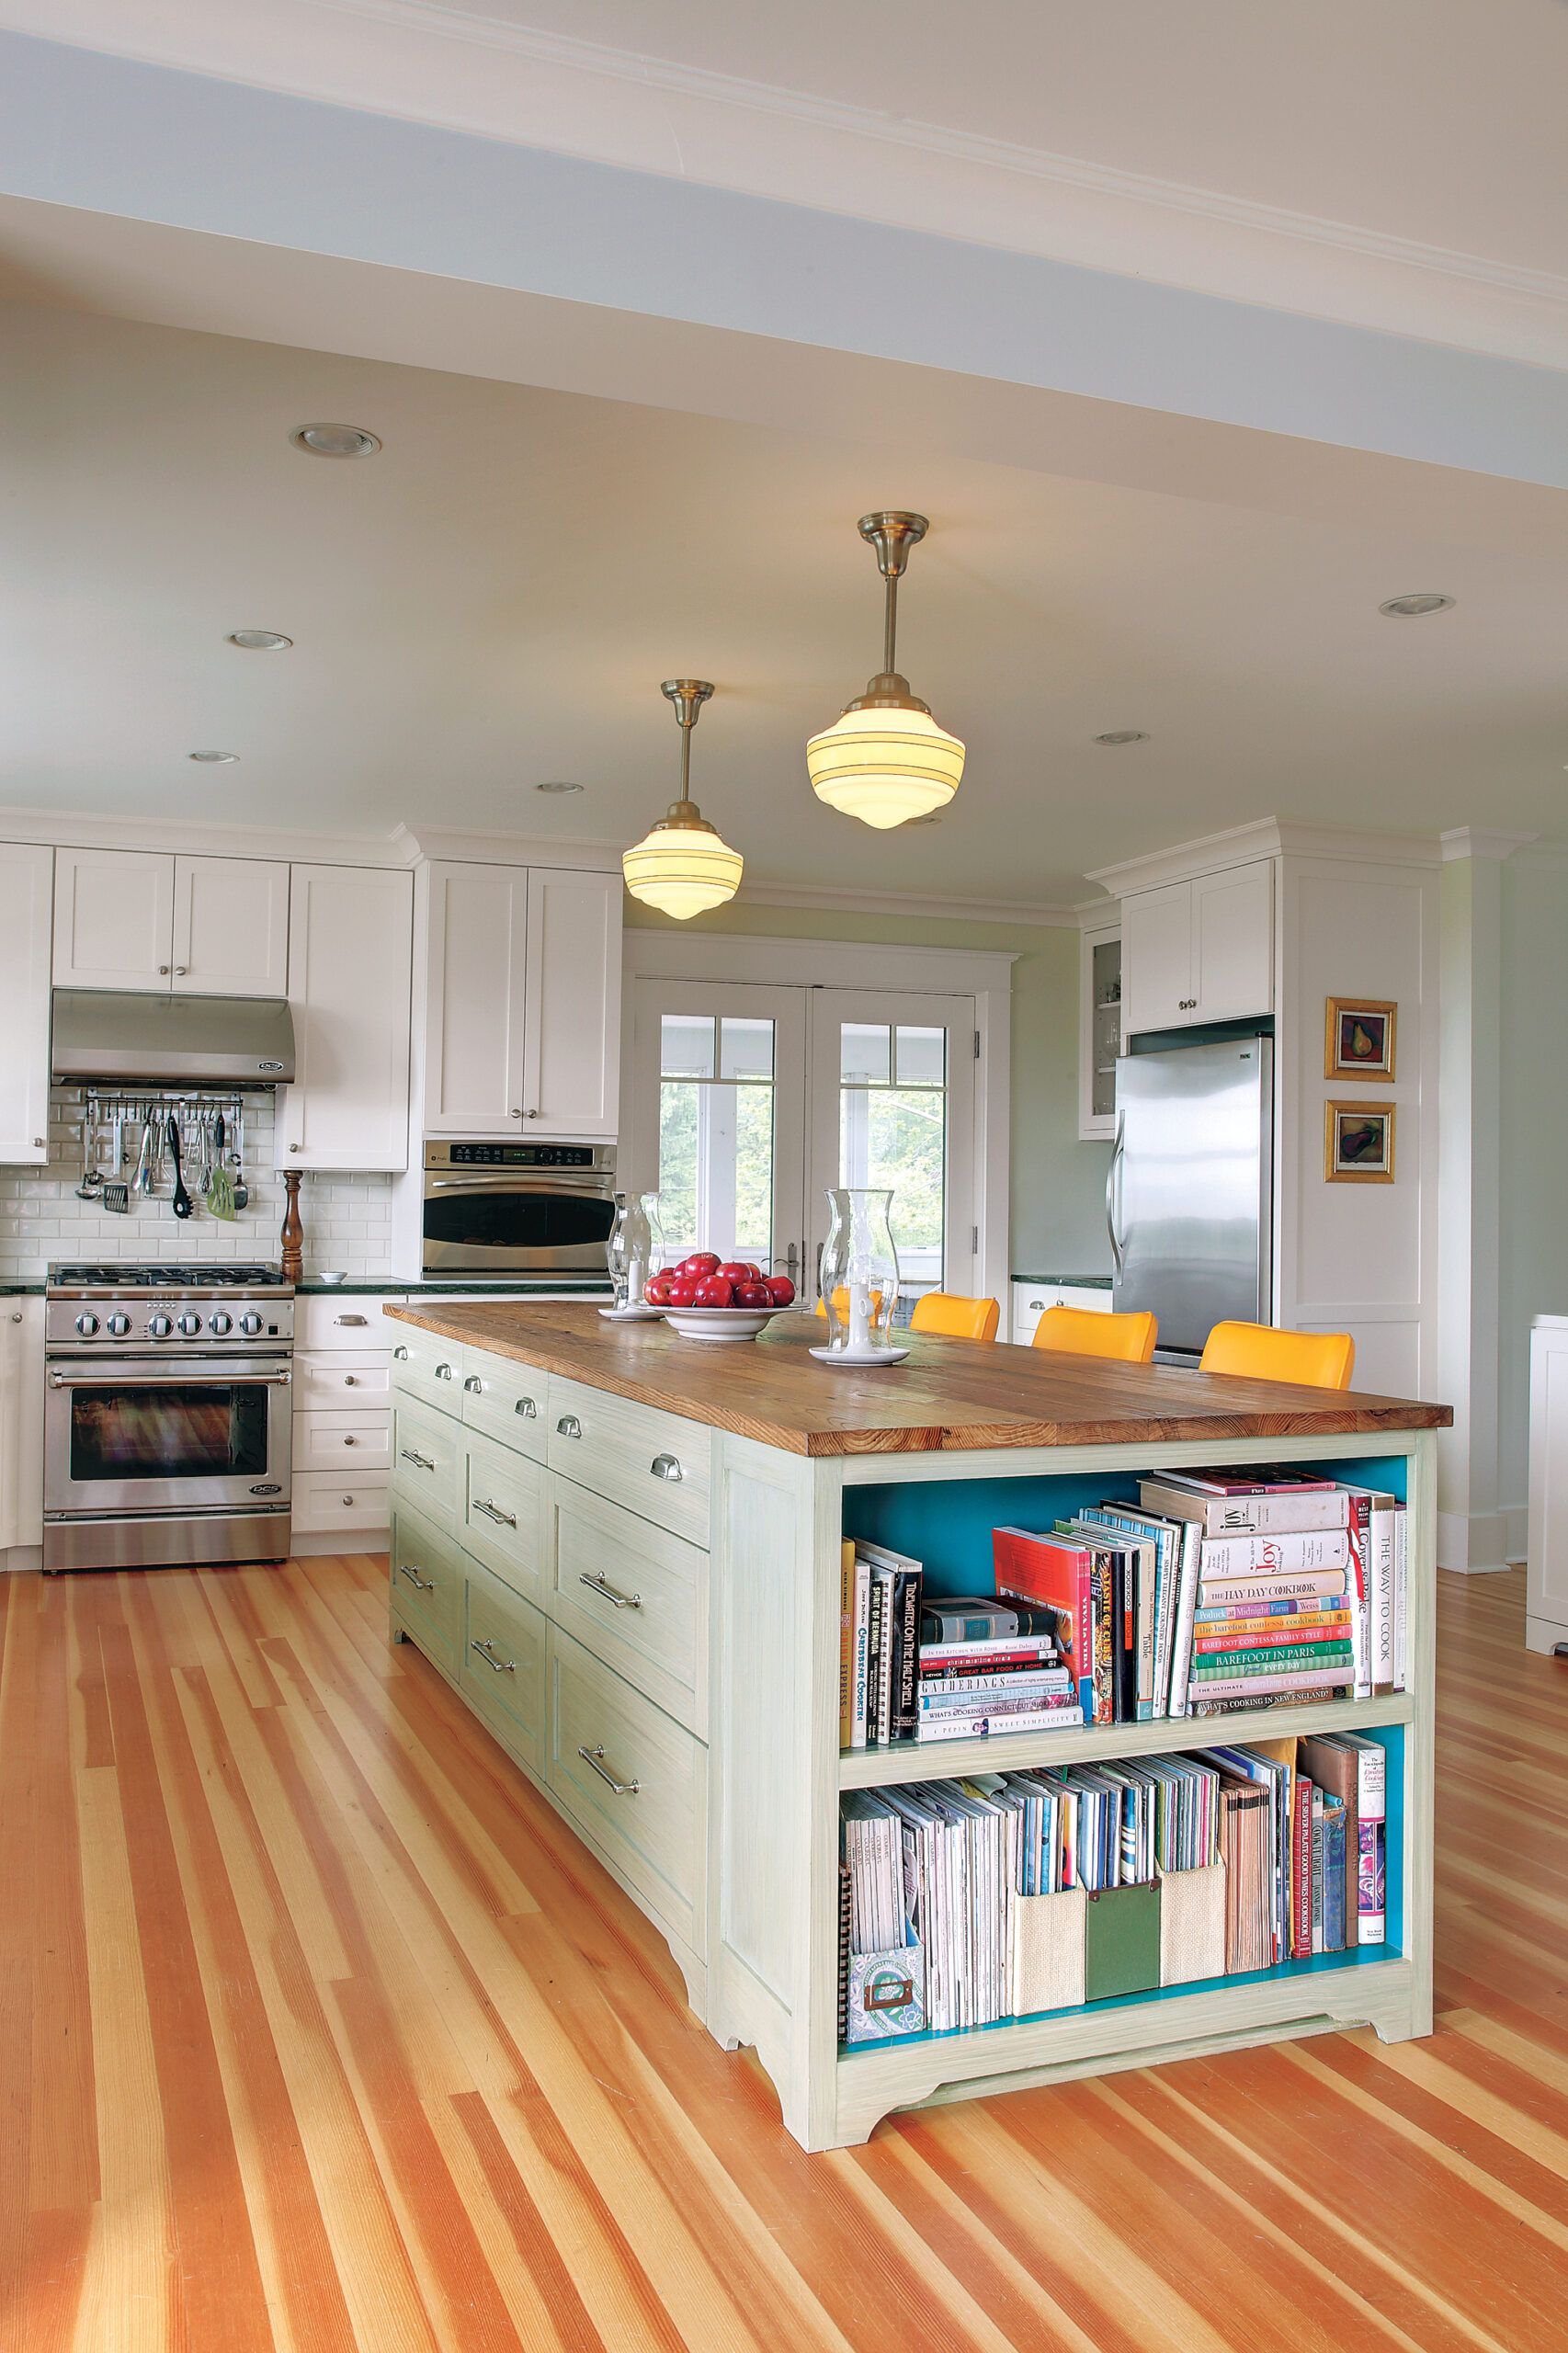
[
  {"left": 808, "top": 1344, "right": 911, "bottom": 1369},
  {"left": 598, "top": 1302, "right": 665, "bottom": 1322}
]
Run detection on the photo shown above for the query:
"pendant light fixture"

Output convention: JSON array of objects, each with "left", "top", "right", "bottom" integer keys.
[
  {"left": 806, "top": 511, "right": 964, "bottom": 829},
  {"left": 622, "top": 679, "right": 744, "bottom": 919}
]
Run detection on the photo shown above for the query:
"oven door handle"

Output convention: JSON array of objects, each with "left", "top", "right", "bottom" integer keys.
[
  {"left": 49, "top": 1367, "right": 293, "bottom": 1388},
  {"left": 424, "top": 1175, "right": 613, "bottom": 1194}
]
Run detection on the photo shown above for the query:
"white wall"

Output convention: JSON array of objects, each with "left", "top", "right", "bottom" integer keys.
[{"left": 1499, "top": 852, "right": 1568, "bottom": 1518}]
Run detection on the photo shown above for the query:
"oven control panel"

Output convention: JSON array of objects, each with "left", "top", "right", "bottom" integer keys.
[
  {"left": 437, "top": 1142, "right": 603, "bottom": 1168},
  {"left": 45, "top": 1297, "right": 294, "bottom": 1347}
]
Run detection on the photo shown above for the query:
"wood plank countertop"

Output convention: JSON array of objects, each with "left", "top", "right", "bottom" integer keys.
[{"left": 386, "top": 1301, "right": 1453, "bottom": 1458}]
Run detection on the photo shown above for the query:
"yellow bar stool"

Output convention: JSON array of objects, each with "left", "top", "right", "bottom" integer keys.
[
  {"left": 908, "top": 1292, "right": 1001, "bottom": 1344},
  {"left": 1031, "top": 1305, "right": 1157, "bottom": 1364},
  {"left": 1199, "top": 1320, "right": 1355, "bottom": 1390}
]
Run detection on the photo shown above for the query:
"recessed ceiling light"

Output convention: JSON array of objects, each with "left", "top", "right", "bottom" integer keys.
[
  {"left": 1379, "top": 593, "right": 1455, "bottom": 618},
  {"left": 226, "top": 630, "right": 292, "bottom": 651},
  {"left": 534, "top": 779, "right": 584, "bottom": 794},
  {"left": 188, "top": 749, "right": 239, "bottom": 764},
  {"left": 1094, "top": 730, "right": 1148, "bottom": 746},
  {"left": 290, "top": 422, "right": 381, "bottom": 459}
]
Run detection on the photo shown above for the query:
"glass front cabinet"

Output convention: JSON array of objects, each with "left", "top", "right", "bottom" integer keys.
[{"left": 1079, "top": 918, "right": 1122, "bottom": 1140}]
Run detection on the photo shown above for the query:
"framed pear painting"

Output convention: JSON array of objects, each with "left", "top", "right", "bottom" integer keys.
[{"left": 1325, "top": 997, "right": 1396, "bottom": 1082}]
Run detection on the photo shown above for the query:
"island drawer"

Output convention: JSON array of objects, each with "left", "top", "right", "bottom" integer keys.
[
  {"left": 548, "top": 1627, "right": 706, "bottom": 1959},
  {"left": 460, "top": 1560, "right": 548, "bottom": 1774},
  {"left": 292, "top": 1472, "right": 390, "bottom": 1537},
  {"left": 296, "top": 1296, "right": 399, "bottom": 1351},
  {"left": 294, "top": 1413, "right": 392, "bottom": 1472},
  {"left": 460, "top": 1429, "right": 548, "bottom": 1607},
  {"left": 551, "top": 1483, "right": 708, "bottom": 1735},
  {"left": 295, "top": 1355, "right": 392, "bottom": 1413},
  {"left": 391, "top": 1392, "right": 461, "bottom": 1530},
  {"left": 389, "top": 1502, "right": 464, "bottom": 1673},
  {"left": 390, "top": 1324, "right": 465, "bottom": 1412},
  {"left": 460, "top": 1356, "right": 548, "bottom": 1462},
  {"left": 546, "top": 1375, "right": 711, "bottom": 1548}
]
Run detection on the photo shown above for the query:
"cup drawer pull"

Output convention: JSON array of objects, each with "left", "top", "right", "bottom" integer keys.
[
  {"left": 398, "top": 1447, "right": 436, "bottom": 1472},
  {"left": 399, "top": 1562, "right": 436, "bottom": 1593},
  {"left": 435, "top": 1362, "right": 455, "bottom": 1381},
  {"left": 577, "top": 1744, "right": 639, "bottom": 1796},
  {"left": 335, "top": 1313, "right": 368, "bottom": 1326},
  {"left": 649, "top": 1452, "right": 684, "bottom": 1483},
  {"left": 515, "top": 1396, "right": 539, "bottom": 1419},
  {"left": 472, "top": 1496, "right": 517, "bottom": 1529},
  {"left": 463, "top": 1374, "right": 483, "bottom": 1392},
  {"left": 470, "top": 1637, "right": 515, "bottom": 1676},
  {"left": 393, "top": 1345, "right": 409, "bottom": 1360},
  {"left": 556, "top": 1414, "right": 582, "bottom": 1438},
  {"left": 578, "top": 1570, "right": 642, "bottom": 1612}
]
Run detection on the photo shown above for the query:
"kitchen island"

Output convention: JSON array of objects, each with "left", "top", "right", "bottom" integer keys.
[{"left": 386, "top": 1300, "right": 1449, "bottom": 2150}]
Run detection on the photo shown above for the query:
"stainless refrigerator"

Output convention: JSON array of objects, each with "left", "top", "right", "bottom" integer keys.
[{"left": 1108, "top": 1030, "right": 1273, "bottom": 1361}]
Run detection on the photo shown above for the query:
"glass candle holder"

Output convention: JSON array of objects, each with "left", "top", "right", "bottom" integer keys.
[
  {"left": 608, "top": 1191, "right": 663, "bottom": 1307},
  {"left": 820, "top": 1188, "right": 901, "bottom": 1354}
]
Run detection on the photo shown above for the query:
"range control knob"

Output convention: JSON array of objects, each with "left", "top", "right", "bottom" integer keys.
[
  {"left": 74, "top": 1312, "right": 99, "bottom": 1338},
  {"left": 106, "top": 1313, "right": 131, "bottom": 1337},
  {"left": 176, "top": 1312, "right": 202, "bottom": 1336},
  {"left": 238, "top": 1311, "right": 263, "bottom": 1336},
  {"left": 148, "top": 1313, "right": 174, "bottom": 1339},
  {"left": 208, "top": 1311, "right": 233, "bottom": 1337}
]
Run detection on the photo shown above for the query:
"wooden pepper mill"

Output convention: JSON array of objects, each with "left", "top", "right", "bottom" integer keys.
[{"left": 280, "top": 1166, "right": 304, "bottom": 1283}]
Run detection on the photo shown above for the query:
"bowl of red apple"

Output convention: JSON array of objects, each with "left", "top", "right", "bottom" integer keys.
[{"left": 642, "top": 1254, "right": 797, "bottom": 1341}]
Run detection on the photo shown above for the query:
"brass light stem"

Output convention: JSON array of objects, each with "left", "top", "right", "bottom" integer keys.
[{"left": 883, "top": 571, "right": 899, "bottom": 680}]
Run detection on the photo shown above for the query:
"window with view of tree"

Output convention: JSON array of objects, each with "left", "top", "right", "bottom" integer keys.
[
  {"left": 658, "top": 1014, "right": 776, "bottom": 1267},
  {"left": 838, "top": 1023, "right": 948, "bottom": 1307}
]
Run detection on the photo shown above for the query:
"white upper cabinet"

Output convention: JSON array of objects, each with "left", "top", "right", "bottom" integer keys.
[
  {"left": 0, "top": 843, "right": 54, "bottom": 1165},
  {"left": 171, "top": 855, "right": 290, "bottom": 995},
  {"left": 1122, "top": 859, "right": 1275, "bottom": 1035},
  {"left": 277, "top": 865, "right": 414, "bottom": 1172},
  {"left": 522, "top": 867, "right": 620, "bottom": 1137},
  {"left": 53, "top": 847, "right": 288, "bottom": 995},
  {"left": 422, "top": 863, "right": 528, "bottom": 1134},
  {"left": 418, "top": 861, "right": 620, "bottom": 1140},
  {"left": 53, "top": 847, "right": 176, "bottom": 990}
]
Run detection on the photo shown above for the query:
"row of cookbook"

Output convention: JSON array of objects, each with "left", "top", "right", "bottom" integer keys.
[
  {"left": 839, "top": 1464, "right": 1408, "bottom": 1748},
  {"left": 838, "top": 1731, "right": 1390, "bottom": 2042}
]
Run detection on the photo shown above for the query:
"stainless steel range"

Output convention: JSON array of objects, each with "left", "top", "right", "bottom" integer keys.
[{"left": 43, "top": 1262, "right": 294, "bottom": 1574}]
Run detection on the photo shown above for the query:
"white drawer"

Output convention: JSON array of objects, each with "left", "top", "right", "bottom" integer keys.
[
  {"left": 292, "top": 1472, "right": 390, "bottom": 1536},
  {"left": 389, "top": 1500, "right": 464, "bottom": 1674},
  {"left": 460, "top": 1354, "right": 547, "bottom": 1462},
  {"left": 551, "top": 1482, "right": 707, "bottom": 1735},
  {"left": 1011, "top": 1280, "right": 1113, "bottom": 1341},
  {"left": 296, "top": 1354, "right": 392, "bottom": 1413},
  {"left": 294, "top": 1413, "right": 392, "bottom": 1473},
  {"left": 547, "top": 1375, "right": 710, "bottom": 1549},
  {"left": 548, "top": 1627, "right": 706, "bottom": 1958},
  {"left": 461, "top": 1560, "right": 549, "bottom": 1775},
  {"left": 296, "top": 1295, "right": 399, "bottom": 1350},
  {"left": 389, "top": 1323, "right": 465, "bottom": 1412},
  {"left": 459, "top": 1429, "right": 548, "bottom": 1608},
  {"left": 391, "top": 1392, "right": 462, "bottom": 1530}
]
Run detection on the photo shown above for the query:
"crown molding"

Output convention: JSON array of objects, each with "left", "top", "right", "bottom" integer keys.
[
  {"left": 1088, "top": 816, "right": 1444, "bottom": 899},
  {"left": 734, "top": 881, "right": 1080, "bottom": 928},
  {"left": 12, "top": 0, "right": 1568, "bottom": 368},
  {"left": 392, "top": 822, "right": 621, "bottom": 871},
  {"left": 0, "top": 801, "right": 417, "bottom": 866},
  {"left": 1439, "top": 826, "right": 1539, "bottom": 863}
]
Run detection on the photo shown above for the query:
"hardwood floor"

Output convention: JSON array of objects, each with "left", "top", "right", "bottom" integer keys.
[{"left": 2, "top": 1556, "right": 1564, "bottom": 2353}]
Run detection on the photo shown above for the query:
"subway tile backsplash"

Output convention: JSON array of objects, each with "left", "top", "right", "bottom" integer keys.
[{"left": 0, "top": 1089, "right": 395, "bottom": 1281}]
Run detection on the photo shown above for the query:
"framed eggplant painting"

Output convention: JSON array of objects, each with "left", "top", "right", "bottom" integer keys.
[
  {"left": 1325, "top": 996, "right": 1397, "bottom": 1081},
  {"left": 1325, "top": 1099, "right": 1396, "bottom": 1184}
]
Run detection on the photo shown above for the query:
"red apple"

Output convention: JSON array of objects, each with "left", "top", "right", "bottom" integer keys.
[
  {"left": 665, "top": 1279, "right": 699, "bottom": 1307},
  {"left": 715, "top": 1260, "right": 751, "bottom": 1284},
  {"left": 765, "top": 1275, "right": 796, "bottom": 1306},
  {"left": 733, "top": 1280, "right": 772, "bottom": 1308},
  {"left": 694, "top": 1275, "right": 734, "bottom": 1307},
  {"left": 643, "top": 1276, "right": 672, "bottom": 1305},
  {"left": 680, "top": 1252, "right": 721, "bottom": 1278}
]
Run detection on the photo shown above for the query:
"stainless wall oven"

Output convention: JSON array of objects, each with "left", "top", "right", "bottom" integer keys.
[
  {"left": 421, "top": 1141, "right": 617, "bottom": 1276},
  {"left": 43, "top": 1264, "right": 293, "bottom": 1574}
]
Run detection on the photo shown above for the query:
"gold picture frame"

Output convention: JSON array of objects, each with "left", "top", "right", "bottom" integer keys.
[
  {"left": 1325, "top": 996, "right": 1397, "bottom": 1081},
  {"left": 1325, "top": 1099, "right": 1395, "bottom": 1184}
]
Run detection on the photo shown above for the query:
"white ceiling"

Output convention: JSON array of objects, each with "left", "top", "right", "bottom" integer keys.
[
  {"left": 428, "top": 0, "right": 1568, "bottom": 278},
  {"left": 6, "top": 299, "right": 1565, "bottom": 904}
]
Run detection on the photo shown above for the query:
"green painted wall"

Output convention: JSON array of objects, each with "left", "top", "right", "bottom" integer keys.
[
  {"left": 625, "top": 898, "right": 1114, "bottom": 1279},
  {"left": 1499, "top": 853, "right": 1568, "bottom": 1504}
]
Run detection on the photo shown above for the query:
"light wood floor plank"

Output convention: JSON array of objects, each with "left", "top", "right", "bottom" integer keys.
[{"left": 6, "top": 1556, "right": 1568, "bottom": 2351}]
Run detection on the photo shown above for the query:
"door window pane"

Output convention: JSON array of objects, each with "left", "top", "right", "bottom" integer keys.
[
  {"left": 659, "top": 1013, "right": 776, "bottom": 1267},
  {"left": 838, "top": 1025, "right": 949, "bottom": 1313}
]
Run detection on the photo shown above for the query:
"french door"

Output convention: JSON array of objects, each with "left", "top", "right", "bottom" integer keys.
[{"left": 630, "top": 978, "right": 977, "bottom": 1313}]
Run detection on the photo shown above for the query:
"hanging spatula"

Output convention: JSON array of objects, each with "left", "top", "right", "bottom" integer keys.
[
  {"left": 168, "top": 1113, "right": 193, "bottom": 1220},
  {"left": 207, "top": 1108, "right": 236, "bottom": 1221}
]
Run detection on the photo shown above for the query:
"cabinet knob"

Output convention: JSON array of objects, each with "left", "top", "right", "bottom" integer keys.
[
  {"left": 650, "top": 1452, "right": 684, "bottom": 1483},
  {"left": 343, "top": 1373, "right": 357, "bottom": 1386},
  {"left": 289, "top": 1142, "right": 301, "bottom": 1154},
  {"left": 174, "top": 966, "right": 187, "bottom": 977},
  {"left": 343, "top": 1435, "right": 357, "bottom": 1447},
  {"left": 342, "top": 1495, "right": 356, "bottom": 1506},
  {"left": 515, "top": 1396, "right": 538, "bottom": 1419},
  {"left": 525, "top": 1108, "right": 540, "bottom": 1119},
  {"left": 32, "top": 1138, "right": 43, "bottom": 1150},
  {"left": 158, "top": 964, "right": 170, "bottom": 976},
  {"left": 509, "top": 1108, "right": 522, "bottom": 1119}
]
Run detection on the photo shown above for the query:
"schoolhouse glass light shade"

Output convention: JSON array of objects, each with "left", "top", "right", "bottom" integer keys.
[
  {"left": 621, "top": 803, "right": 744, "bottom": 919},
  {"left": 808, "top": 511, "right": 964, "bottom": 829},
  {"left": 806, "top": 697, "right": 964, "bottom": 829},
  {"left": 621, "top": 679, "right": 743, "bottom": 919}
]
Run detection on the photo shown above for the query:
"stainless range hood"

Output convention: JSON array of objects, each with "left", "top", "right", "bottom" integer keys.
[{"left": 51, "top": 989, "right": 296, "bottom": 1086}]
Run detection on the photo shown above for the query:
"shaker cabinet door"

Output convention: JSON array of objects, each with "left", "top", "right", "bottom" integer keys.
[
  {"left": 1120, "top": 881, "right": 1194, "bottom": 1036},
  {"left": 171, "top": 856, "right": 290, "bottom": 996},
  {"left": 52, "top": 847, "right": 175, "bottom": 990},
  {"left": 1191, "top": 860, "right": 1275, "bottom": 1023},
  {"left": 0, "top": 843, "right": 53, "bottom": 1165},
  {"left": 421, "top": 862, "right": 528, "bottom": 1136},
  {"left": 276, "top": 865, "right": 414, "bottom": 1171},
  {"left": 521, "top": 867, "right": 621, "bottom": 1137}
]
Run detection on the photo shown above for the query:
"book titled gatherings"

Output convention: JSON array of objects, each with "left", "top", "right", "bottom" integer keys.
[
  {"left": 838, "top": 1730, "right": 1388, "bottom": 2040},
  {"left": 840, "top": 1541, "right": 1079, "bottom": 1748}
]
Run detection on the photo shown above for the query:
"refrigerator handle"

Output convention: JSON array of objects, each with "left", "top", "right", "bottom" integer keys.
[{"left": 1106, "top": 1112, "right": 1125, "bottom": 1278}]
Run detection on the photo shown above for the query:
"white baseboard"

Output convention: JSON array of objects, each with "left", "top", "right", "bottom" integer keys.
[
  {"left": 0, "top": 1544, "right": 41, "bottom": 1574},
  {"left": 289, "top": 1529, "right": 390, "bottom": 1558},
  {"left": 1437, "top": 1507, "right": 1516, "bottom": 1574}
]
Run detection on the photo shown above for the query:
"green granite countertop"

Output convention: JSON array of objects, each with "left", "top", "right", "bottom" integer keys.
[
  {"left": 296, "top": 1275, "right": 613, "bottom": 1296},
  {"left": 1012, "top": 1271, "right": 1113, "bottom": 1290}
]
